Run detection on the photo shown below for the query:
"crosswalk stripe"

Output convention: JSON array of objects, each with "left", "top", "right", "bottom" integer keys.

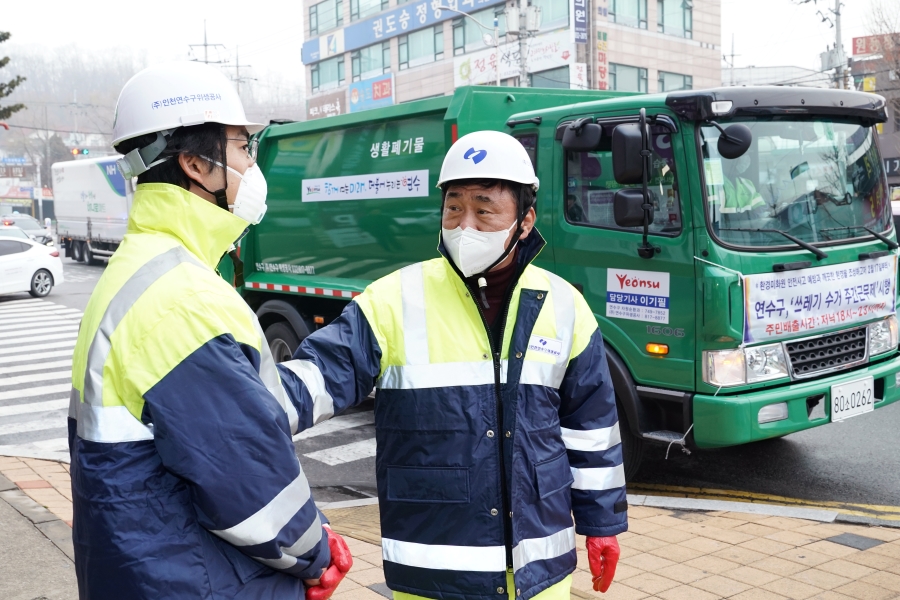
[
  {"left": 293, "top": 412, "right": 375, "bottom": 441},
  {"left": 0, "top": 350, "right": 74, "bottom": 366},
  {"left": 0, "top": 302, "right": 67, "bottom": 312},
  {"left": 0, "top": 299, "right": 49, "bottom": 309},
  {"left": 0, "top": 411, "right": 68, "bottom": 436},
  {"left": 0, "top": 308, "right": 82, "bottom": 319},
  {"left": 0, "top": 360, "right": 73, "bottom": 376},
  {"left": 0, "top": 323, "right": 81, "bottom": 334},
  {"left": 0, "top": 317, "right": 82, "bottom": 330},
  {"left": 0, "top": 398, "right": 69, "bottom": 417},
  {"left": 0, "top": 341, "right": 75, "bottom": 358},
  {"left": 0, "top": 383, "right": 71, "bottom": 402},
  {"left": 0, "top": 371, "right": 71, "bottom": 388},
  {"left": 0, "top": 437, "right": 70, "bottom": 455},
  {"left": 0, "top": 332, "right": 79, "bottom": 347},
  {"left": 304, "top": 438, "right": 377, "bottom": 466}
]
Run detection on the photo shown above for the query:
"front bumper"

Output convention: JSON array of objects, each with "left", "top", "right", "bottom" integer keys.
[{"left": 693, "top": 353, "right": 900, "bottom": 448}]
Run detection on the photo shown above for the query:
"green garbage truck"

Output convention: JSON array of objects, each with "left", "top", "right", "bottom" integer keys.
[{"left": 231, "top": 85, "right": 899, "bottom": 479}]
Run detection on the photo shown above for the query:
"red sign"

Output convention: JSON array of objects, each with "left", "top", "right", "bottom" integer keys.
[
  {"left": 372, "top": 78, "right": 392, "bottom": 101},
  {"left": 852, "top": 34, "right": 897, "bottom": 56}
]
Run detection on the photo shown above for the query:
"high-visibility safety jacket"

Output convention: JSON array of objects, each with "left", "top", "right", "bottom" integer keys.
[
  {"left": 277, "top": 231, "right": 628, "bottom": 600},
  {"left": 68, "top": 183, "right": 330, "bottom": 599}
]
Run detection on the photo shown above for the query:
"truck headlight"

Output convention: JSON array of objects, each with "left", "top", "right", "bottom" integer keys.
[
  {"left": 868, "top": 316, "right": 899, "bottom": 357},
  {"left": 745, "top": 343, "right": 788, "bottom": 383},
  {"left": 704, "top": 343, "right": 789, "bottom": 387}
]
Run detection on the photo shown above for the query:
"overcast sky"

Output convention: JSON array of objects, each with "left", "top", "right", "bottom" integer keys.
[{"left": 0, "top": 0, "right": 880, "bottom": 88}]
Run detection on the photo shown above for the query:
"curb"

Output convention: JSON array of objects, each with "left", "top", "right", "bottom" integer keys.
[
  {"left": 0, "top": 449, "right": 70, "bottom": 464},
  {"left": 0, "top": 472, "right": 74, "bottom": 562},
  {"left": 317, "top": 494, "right": 900, "bottom": 529}
]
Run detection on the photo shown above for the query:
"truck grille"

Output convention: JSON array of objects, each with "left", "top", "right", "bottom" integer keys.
[{"left": 785, "top": 327, "right": 867, "bottom": 377}]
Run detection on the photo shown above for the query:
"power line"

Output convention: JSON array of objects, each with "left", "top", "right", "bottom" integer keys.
[
  {"left": 4, "top": 124, "right": 111, "bottom": 136},
  {"left": 189, "top": 20, "right": 228, "bottom": 64}
]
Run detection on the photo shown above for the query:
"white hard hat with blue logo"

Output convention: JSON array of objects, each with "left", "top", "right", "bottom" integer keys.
[{"left": 437, "top": 130, "right": 540, "bottom": 191}]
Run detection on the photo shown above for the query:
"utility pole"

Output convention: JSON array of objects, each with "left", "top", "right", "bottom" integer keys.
[
  {"left": 833, "top": 0, "right": 844, "bottom": 89},
  {"left": 189, "top": 20, "right": 228, "bottom": 64},
  {"left": 228, "top": 46, "right": 256, "bottom": 97},
  {"left": 518, "top": 0, "right": 528, "bottom": 87}
]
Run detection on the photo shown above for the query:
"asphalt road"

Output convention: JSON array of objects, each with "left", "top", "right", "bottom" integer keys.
[{"left": 8, "top": 257, "right": 899, "bottom": 508}]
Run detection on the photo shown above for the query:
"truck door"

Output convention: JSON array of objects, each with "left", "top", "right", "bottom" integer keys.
[{"left": 550, "top": 113, "right": 695, "bottom": 392}]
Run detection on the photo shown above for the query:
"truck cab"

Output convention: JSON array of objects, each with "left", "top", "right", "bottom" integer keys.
[{"left": 507, "top": 86, "right": 898, "bottom": 475}]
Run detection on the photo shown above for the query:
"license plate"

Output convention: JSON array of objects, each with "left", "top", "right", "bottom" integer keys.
[{"left": 830, "top": 376, "right": 875, "bottom": 422}]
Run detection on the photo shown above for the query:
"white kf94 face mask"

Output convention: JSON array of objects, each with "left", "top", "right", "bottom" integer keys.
[
  {"left": 442, "top": 220, "right": 518, "bottom": 278},
  {"left": 202, "top": 157, "right": 269, "bottom": 225}
]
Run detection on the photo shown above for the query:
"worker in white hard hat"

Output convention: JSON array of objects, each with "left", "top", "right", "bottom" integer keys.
[
  {"left": 272, "top": 130, "right": 627, "bottom": 599},
  {"left": 68, "top": 61, "right": 352, "bottom": 600}
]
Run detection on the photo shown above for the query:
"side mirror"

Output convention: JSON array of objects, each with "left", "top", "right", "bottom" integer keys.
[
  {"left": 612, "top": 123, "right": 644, "bottom": 185},
  {"left": 562, "top": 120, "right": 602, "bottom": 151},
  {"left": 614, "top": 188, "right": 653, "bottom": 228},
  {"left": 717, "top": 123, "right": 752, "bottom": 159}
]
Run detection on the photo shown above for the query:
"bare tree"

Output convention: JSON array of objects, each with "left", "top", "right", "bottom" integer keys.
[{"left": 0, "top": 32, "right": 26, "bottom": 121}]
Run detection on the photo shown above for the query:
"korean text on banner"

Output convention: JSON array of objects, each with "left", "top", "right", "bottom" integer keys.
[
  {"left": 606, "top": 268, "right": 671, "bottom": 324},
  {"left": 743, "top": 255, "right": 897, "bottom": 344},
  {"left": 302, "top": 170, "right": 429, "bottom": 202}
]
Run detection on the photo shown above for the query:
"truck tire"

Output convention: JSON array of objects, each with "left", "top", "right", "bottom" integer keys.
[
  {"left": 72, "top": 241, "right": 85, "bottom": 263},
  {"left": 265, "top": 322, "right": 300, "bottom": 363},
  {"left": 85, "top": 244, "right": 100, "bottom": 266},
  {"left": 29, "top": 269, "right": 53, "bottom": 298},
  {"left": 617, "top": 399, "right": 645, "bottom": 482}
]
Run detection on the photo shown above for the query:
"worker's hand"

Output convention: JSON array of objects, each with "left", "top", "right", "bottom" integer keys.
[
  {"left": 586, "top": 536, "right": 620, "bottom": 593},
  {"left": 305, "top": 525, "right": 353, "bottom": 600}
]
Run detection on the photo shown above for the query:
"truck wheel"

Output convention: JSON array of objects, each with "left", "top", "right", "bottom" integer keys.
[
  {"left": 265, "top": 322, "right": 300, "bottom": 363},
  {"left": 72, "top": 241, "right": 85, "bottom": 263},
  {"left": 617, "top": 401, "right": 644, "bottom": 482},
  {"left": 29, "top": 269, "right": 53, "bottom": 298},
  {"left": 85, "top": 244, "right": 100, "bottom": 266}
]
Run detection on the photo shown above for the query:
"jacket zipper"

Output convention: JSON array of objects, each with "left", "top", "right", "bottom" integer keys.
[{"left": 465, "top": 278, "right": 518, "bottom": 571}]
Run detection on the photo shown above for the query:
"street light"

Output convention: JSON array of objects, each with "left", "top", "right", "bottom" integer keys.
[{"left": 436, "top": 5, "right": 502, "bottom": 86}]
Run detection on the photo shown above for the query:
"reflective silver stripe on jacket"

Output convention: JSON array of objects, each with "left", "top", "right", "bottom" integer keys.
[
  {"left": 400, "top": 262, "right": 430, "bottom": 365},
  {"left": 252, "top": 316, "right": 301, "bottom": 433},
  {"left": 512, "top": 527, "right": 576, "bottom": 572},
  {"left": 280, "top": 359, "right": 334, "bottom": 425},
  {"left": 72, "top": 246, "right": 202, "bottom": 442}
]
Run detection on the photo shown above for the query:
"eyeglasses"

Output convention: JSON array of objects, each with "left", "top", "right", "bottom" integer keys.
[{"left": 227, "top": 137, "right": 259, "bottom": 161}]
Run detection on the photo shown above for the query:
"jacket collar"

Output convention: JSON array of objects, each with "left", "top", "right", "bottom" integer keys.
[
  {"left": 437, "top": 226, "right": 546, "bottom": 281},
  {"left": 127, "top": 183, "right": 248, "bottom": 269}
]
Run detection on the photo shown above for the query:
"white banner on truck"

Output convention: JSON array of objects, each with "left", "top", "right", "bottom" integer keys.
[
  {"left": 302, "top": 170, "right": 429, "bottom": 202},
  {"left": 743, "top": 255, "right": 897, "bottom": 344}
]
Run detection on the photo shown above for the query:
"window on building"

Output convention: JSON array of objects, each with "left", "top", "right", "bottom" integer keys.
[
  {"left": 452, "top": 7, "right": 507, "bottom": 56},
  {"left": 609, "top": 0, "right": 647, "bottom": 29},
  {"left": 311, "top": 55, "right": 345, "bottom": 92},
  {"left": 310, "top": 0, "right": 343, "bottom": 36},
  {"left": 350, "top": 0, "right": 388, "bottom": 21},
  {"left": 658, "top": 71, "right": 692, "bottom": 92},
  {"left": 610, "top": 63, "right": 648, "bottom": 92},
  {"left": 657, "top": 0, "right": 692, "bottom": 38},
  {"left": 352, "top": 42, "right": 391, "bottom": 82},
  {"left": 399, "top": 26, "right": 443, "bottom": 70},
  {"left": 531, "top": 0, "right": 570, "bottom": 31},
  {"left": 529, "top": 66, "right": 570, "bottom": 89},
  {"left": 565, "top": 124, "right": 682, "bottom": 234}
]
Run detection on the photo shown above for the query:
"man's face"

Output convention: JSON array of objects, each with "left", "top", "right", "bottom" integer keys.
[{"left": 441, "top": 182, "right": 536, "bottom": 264}]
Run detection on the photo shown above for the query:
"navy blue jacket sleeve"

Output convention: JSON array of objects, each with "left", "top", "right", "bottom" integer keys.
[
  {"left": 277, "top": 301, "right": 383, "bottom": 431},
  {"left": 144, "top": 334, "right": 330, "bottom": 580},
  {"left": 558, "top": 329, "right": 629, "bottom": 538}
]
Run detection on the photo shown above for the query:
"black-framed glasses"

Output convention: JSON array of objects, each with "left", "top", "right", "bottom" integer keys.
[{"left": 227, "top": 137, "right": 259, "bottom": 161}]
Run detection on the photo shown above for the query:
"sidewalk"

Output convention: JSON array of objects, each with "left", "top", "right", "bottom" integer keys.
[{"left": 2, "top": 455, "right": 900, "bottom": 600}]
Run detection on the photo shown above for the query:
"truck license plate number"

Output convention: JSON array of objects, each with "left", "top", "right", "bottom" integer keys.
[{"left": 830, "top": 377, "right": 875, "bottom": 422}]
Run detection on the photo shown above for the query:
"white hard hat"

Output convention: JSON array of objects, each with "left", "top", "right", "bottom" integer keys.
[
  {"left": 112, "top": 61, "right": 263, "bottom": 178},
  {"left": 437, "top": 130, "right": 539, "bottom": 191}
]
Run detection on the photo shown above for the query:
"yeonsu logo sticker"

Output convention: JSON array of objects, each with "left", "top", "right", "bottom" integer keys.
[
  {"left": 606, "top": 268, "right": 671, "bottom": 324},
  {"left": 527, "top": 335, "right": 563, "bottom": 357}
]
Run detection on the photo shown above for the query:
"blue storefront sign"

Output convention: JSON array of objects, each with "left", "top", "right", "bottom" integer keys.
[
  {"left": 303, "top": 0, "right": 505, "bottom": 64},
  {"left": 574, "top": 0, "right": 588, "bottom": 44},
  {"left": 349, "top": 74, "right": 395, "bottom": 112},
  {"left": 0, "top": 157, "right": 27, "bottom": 165}
]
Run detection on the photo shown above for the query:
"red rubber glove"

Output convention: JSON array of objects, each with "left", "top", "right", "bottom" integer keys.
[
  {"left": 306, "top": 526, "right": 354, "bottom": 600},
  {"left": 586, "top": 536, "right": 620, "bottom": 593}
]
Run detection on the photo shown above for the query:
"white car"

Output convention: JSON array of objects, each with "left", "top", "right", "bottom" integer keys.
[{"left": 0, "top": 236, "right": 65, "bottom": 297}]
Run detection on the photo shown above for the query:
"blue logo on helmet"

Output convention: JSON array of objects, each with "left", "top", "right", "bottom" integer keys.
[{"left": 463, "top": 147, "right": 487, "bottom": 164}]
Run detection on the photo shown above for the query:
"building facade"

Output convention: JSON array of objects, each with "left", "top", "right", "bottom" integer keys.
[{"left": 301, "top": 0, "right": 721, "bottom": 119}]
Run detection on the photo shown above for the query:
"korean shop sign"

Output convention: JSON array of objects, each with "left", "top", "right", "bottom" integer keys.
[
  {"left": 454, "top": 29, "right": 575, "bottom": 87},
  {"left": 349, "top": 74, "right": 394, "bottom": 113},
  {"left": 307, "top": 90, "right": 346, "bottom": 121},
  {"left": 743, "top": 255, "right": 897, "bottom": 344},
  {"left": 302, "top": 0, "right": 505, "bottom": 64}
]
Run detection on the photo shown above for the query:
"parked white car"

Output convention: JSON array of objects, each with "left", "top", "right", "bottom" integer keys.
[{"left": 0, "top": 237, "right": 65, "bottom": 297}]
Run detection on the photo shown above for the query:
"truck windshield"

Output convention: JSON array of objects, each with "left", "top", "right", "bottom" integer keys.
[{"left": 700, "top": 119, "right": 891, "bottom": 249}]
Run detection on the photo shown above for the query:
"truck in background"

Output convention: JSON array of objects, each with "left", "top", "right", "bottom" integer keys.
[
  {"left": 52, "top": 156, "right": 133, "bottom": 264},
  {"left": 228, "top": 85, "right": 899, "bottom": 479}
]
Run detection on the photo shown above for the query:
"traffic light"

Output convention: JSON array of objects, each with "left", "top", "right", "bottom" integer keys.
[{"left": 70, "top": 148, "right": 90, "bottom": 156}]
